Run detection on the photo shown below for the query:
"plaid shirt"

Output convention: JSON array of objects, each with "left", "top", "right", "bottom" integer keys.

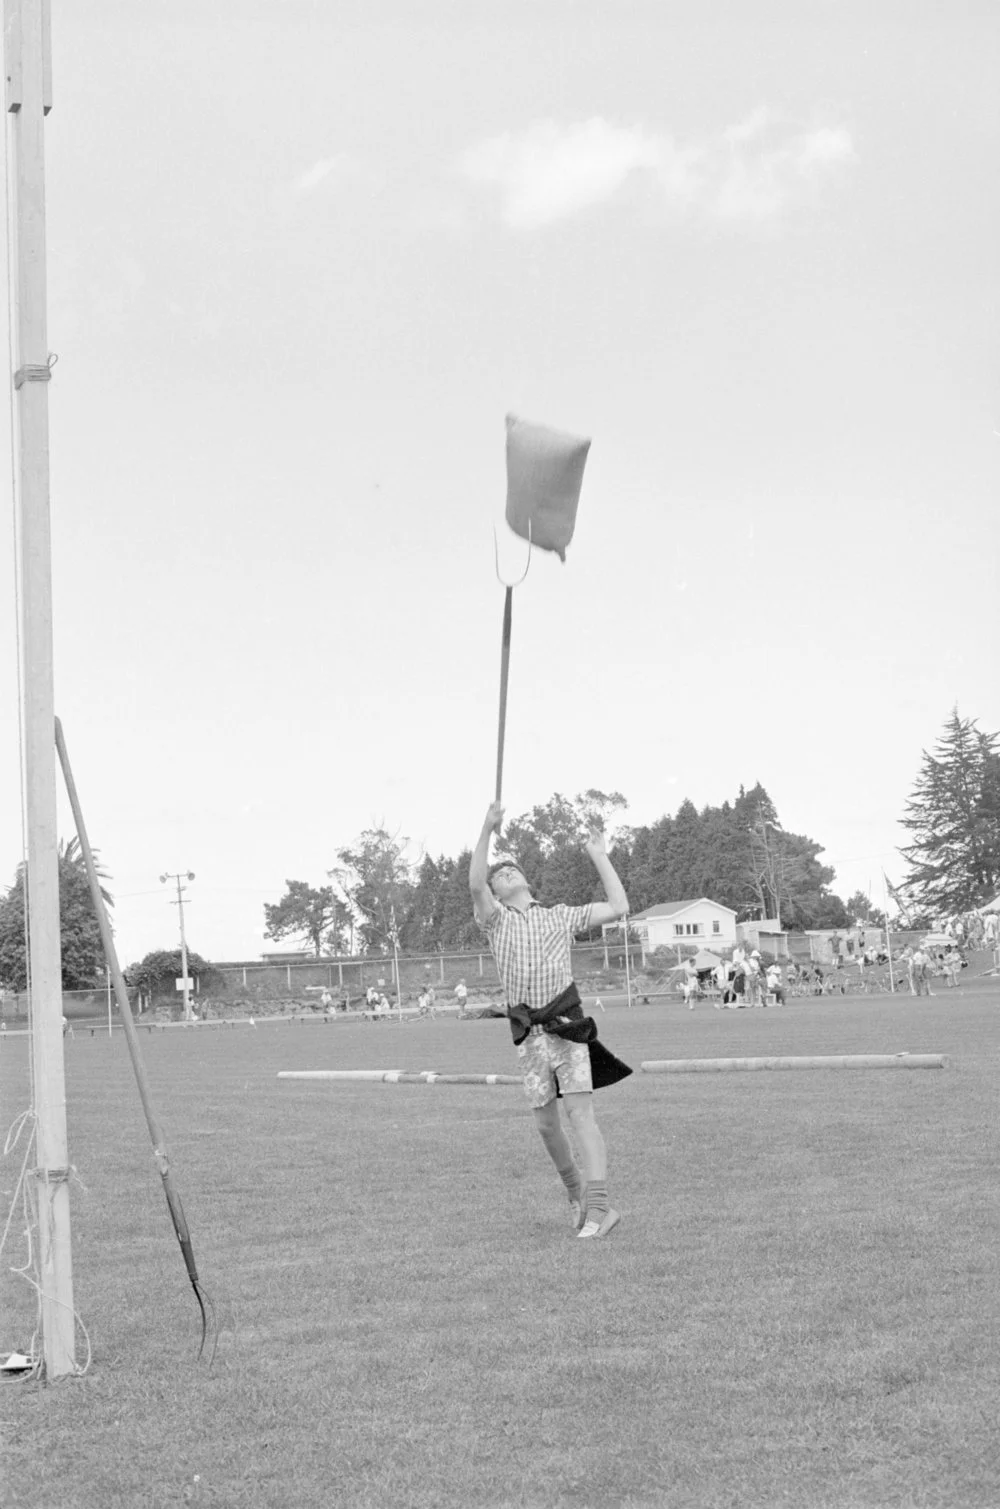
[{"left": 481, "top": 901, "right": 594, "bottom": 1009}]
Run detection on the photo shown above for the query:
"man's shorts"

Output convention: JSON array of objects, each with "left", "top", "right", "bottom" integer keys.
[{"left": 516, "top": 1030, "right": 592, "bottom": 1109}]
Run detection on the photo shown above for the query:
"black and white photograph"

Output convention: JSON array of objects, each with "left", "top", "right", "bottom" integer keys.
[{"left": 1, "top": 2, "right": 997, "bottom": 1505}]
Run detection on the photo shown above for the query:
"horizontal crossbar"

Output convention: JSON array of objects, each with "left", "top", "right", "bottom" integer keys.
[
  {"left": 640, "top": 1054, "right": 947, "bottom": 1073},
  {"left": 277, "top": 1070, "right": 522, "bottom": 1085}
]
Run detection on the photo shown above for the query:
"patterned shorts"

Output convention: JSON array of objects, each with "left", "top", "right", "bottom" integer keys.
[{"left": 516, "top": 1031, "right": 592, "bottom": 1109}]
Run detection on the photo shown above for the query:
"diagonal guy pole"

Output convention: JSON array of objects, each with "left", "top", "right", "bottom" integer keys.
[{"left": 54, "top": 718, "right": 210, "bottom": 1355}]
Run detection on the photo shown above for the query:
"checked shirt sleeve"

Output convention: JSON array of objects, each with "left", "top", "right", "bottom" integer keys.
[{"left": 559, "top": 903, "right": 595, "bottom": 937}]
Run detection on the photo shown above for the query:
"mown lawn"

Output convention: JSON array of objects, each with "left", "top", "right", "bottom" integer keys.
[{"left": 1, "top": 985, "right": 998, "bottom": 1508}]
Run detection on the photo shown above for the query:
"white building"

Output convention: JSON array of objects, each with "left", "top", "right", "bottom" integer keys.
[
  {"left": 737, "top": 919, "right": 790, "bottom": 959},
  {"left": 630, "top": 898, "right": 738, "bottom": 954}
]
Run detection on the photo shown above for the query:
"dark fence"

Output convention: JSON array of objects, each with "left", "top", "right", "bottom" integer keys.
[{"left": 208, "top": 942, "right": 646, "bottom": 1004}]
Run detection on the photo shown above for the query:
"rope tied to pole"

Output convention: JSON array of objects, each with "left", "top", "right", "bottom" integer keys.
[{"left": 13, "top": 352, "right": 57, "bottom": 388}]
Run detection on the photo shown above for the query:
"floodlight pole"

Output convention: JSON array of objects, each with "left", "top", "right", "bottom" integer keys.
[
  {"left": 7, "top": 0, "right": 75, "bottom": 1378},
  {"left": 161, "top": 871, "right": 195, "bottom": 1019}
]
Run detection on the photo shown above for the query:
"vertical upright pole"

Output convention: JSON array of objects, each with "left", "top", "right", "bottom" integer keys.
[
  {"left": 106, "top": 963, "right": 112, "bottom": 1036},
  {"left": 175, "top": 877, "right": 191, "bottom": 1019},
  {"left": 161, "top": 871, "right": 195, "bottom": 1017},
  {"left": 7, "top": 0, "right": 74, "bottom": 1377},
  {"left": 623, "top": 919, "right": 633, "bottom": 1007}
]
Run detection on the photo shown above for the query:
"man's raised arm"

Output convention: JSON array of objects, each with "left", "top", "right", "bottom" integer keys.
[
  {"left": 584, "top": 828, "right": 628, "bottom": 928},
  {"left": 469, "top": 800, "right": 503, "bottom": 925}
]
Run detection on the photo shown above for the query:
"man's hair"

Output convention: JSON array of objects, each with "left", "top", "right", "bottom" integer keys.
[{"left": 487, "top": 859, "right": 526, "bottom": 890}]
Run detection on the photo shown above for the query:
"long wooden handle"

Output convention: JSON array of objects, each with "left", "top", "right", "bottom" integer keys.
[
  {"left": 54, "top": 716, "right": 209, "bottom": 1353},
  {"left": 495, "top": 586, "right": 513, "bottom": 812}
]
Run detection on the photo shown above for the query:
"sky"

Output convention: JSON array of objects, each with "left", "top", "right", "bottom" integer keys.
[{"left": 0, "top": 0, "right": 997, "bottom": 965}]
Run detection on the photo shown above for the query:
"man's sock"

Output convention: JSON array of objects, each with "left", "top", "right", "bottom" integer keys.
[
  {"left": 585, "top": 1180, "right": 610, "bottom": 1220},
  {"left": 556, "top": 1159, "right": 582, "bottom": 1204}
]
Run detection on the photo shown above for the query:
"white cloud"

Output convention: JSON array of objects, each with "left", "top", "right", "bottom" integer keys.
[
  {"left": 460, "top": 114, "right": 853, "bottom": 230},
  {"left": 290, "top": 154, "right": 361, "bottom": 196},
  {"left": 722, "top": 107, "right": 777, "bottom": 147},
  {"left": 461, "top": 119, "right": 663, "bottom": 229},
  {"left": 793, "top": 126, "right": 854, "bottom": 171},
  {"left": 714, "top": 124, "right": 854, "bottom": 221}
]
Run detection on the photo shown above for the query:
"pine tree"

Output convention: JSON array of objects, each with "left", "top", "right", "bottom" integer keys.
[
  {"left": 900, "top": 710, "right": 1000, "bottom": 913},
  {"left": 399, "top": 855, "right": 443, "bottom": 951}
]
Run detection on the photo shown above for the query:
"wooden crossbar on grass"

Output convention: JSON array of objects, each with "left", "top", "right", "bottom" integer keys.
[
  {"left": 277, "top": 1070, "right": 522, "bottom": 1085},
  {"left": 640, "top": 1054, "right": 947, "bottom": 1073}
]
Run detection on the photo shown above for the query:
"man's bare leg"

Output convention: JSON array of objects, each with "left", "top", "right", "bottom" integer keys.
[
  {"left": 564, "top": 1093, "right": 617, "bottom": 1237},
  {"left": 533, "top": 1099, "right": 583, "bottom": 1223}
]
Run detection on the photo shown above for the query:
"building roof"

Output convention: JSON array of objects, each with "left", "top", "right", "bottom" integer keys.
[
  {"left": 668, "top": 949, "right": 725, "bottom": 971},
  {"left": 631, "top": 898, "right": 738, "bottom": 921}
]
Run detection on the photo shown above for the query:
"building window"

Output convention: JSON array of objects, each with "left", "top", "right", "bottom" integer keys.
[
  {"left": 712, "top": 921, "right": 720, "bottom": 934},
  {"left": 674, "top": 924, "right": 683, "bottom": 937}
]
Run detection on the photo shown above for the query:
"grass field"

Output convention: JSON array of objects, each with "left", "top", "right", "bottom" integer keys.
[{"left": 1, "top": 983, "right": 998, "bottom": 1509}]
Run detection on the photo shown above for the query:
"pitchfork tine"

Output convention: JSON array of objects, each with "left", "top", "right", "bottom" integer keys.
[{"left": 493, "top": 520, "right": 532, "bottom": 587}]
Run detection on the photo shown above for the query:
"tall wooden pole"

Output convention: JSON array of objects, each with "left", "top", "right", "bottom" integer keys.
[
  {"left": 6, "top": 0, "right": 75, "bottom": 1376},
  {"left": 494, "top": 586, "right": 513, "bottom": 810}
]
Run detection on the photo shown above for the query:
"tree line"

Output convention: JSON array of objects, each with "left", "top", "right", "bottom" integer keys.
[
  {"left": 1, "top": 709, "right": 997, "bottom": 988},
  {"left": 262, "top": 786, "right": 865, "bottom": 958}
]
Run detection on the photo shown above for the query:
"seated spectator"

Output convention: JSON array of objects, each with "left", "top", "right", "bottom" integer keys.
[
  {"left": 943, "top": 947, "right": 963, "bottom": 988},
  {"left": 416, "top": 987, "right": 436, "bottom": 1017},
  {"left": 765, "top": 963, "right": 785, "bottom": 1005}
]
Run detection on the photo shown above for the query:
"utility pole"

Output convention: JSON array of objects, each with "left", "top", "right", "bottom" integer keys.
[
  {"left": 389, "top": 903, "right": 402, "bottom": 1022},
  {"left": 7, "top": 0, "right": 75, "bottom": 1377},
  {"left": 160, "top": 871, "right": 195, "bottom": 1019}
]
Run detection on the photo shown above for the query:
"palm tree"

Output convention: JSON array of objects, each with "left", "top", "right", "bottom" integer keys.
[{"left": 58, "top": 836, "right": 114, "bottom": 911}]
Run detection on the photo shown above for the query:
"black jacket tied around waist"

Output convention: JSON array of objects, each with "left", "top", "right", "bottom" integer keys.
[{"left": 506, "top": 982, "right": 632, "bottom": 1093}]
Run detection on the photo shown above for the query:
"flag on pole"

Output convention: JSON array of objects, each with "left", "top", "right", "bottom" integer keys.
[{"left": 883, "top": 872, "right": 911, "bottom": 925}]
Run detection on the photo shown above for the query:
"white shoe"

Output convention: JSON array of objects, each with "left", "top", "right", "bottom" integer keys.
[{"left": 577, "top": 1208, "right": 620, "bottom": 1239}]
